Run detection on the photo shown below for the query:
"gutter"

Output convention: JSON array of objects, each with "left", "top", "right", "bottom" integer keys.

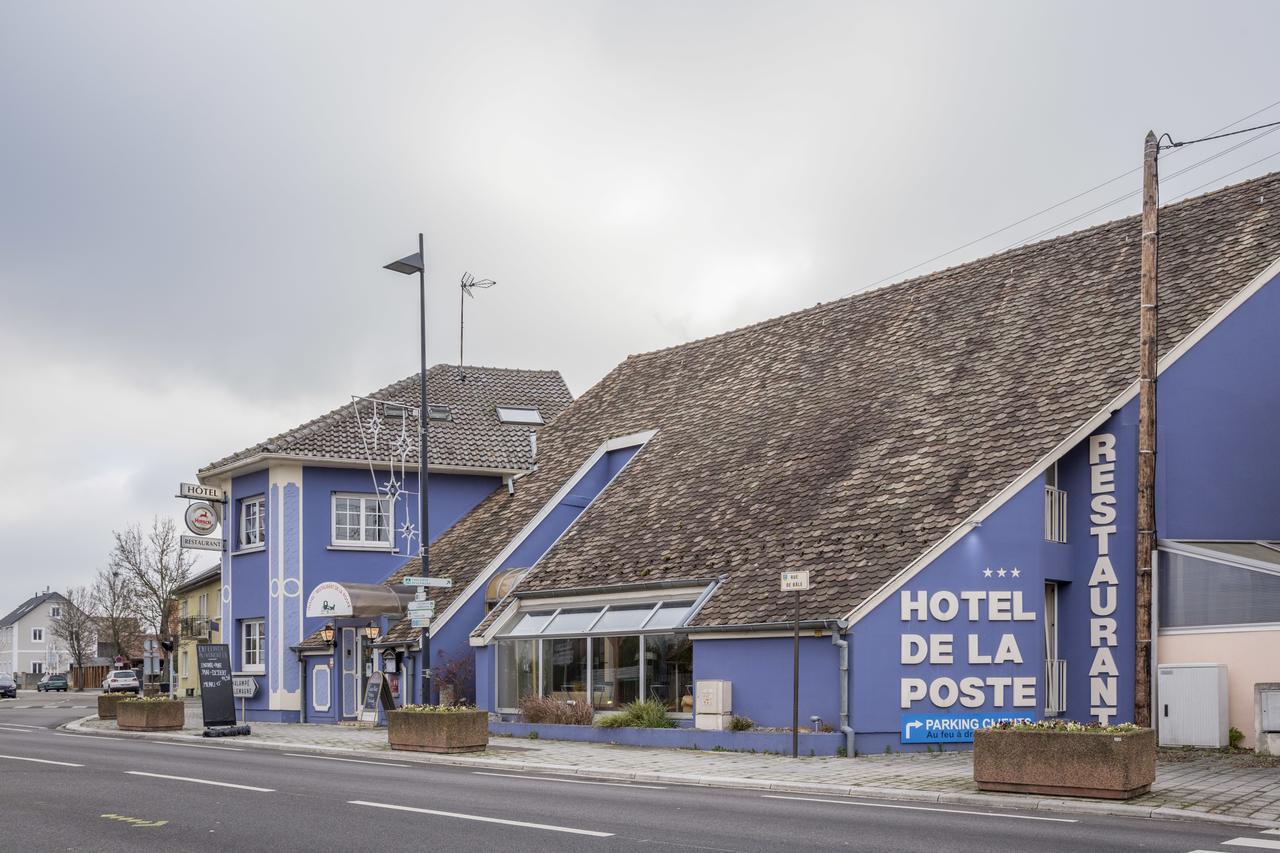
[
  {"left": 681, "top": 619, "right": 832, "bottom": 634},
  {"left": 516, "top": 577, "right": 721, "bottom": 600},
  {"left": 827, "top": 619, "right": 854, "bottom": 757},
  {"left": 198, "top": 452, "right": 527, "bottom": 482}
]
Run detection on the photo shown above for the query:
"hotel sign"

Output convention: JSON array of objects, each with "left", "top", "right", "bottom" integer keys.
[
  {"left": 1086, "top": 433, "right": 1121, "bottom": 724},
  {"left": 178, "top": 482, "right": 226, "bottom": 503},
  {"left": 184, "top": 502, "right": 220, "bottom": 536}
]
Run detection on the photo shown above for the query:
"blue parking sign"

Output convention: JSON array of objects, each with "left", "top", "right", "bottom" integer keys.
[{"left": 900, "top": 712, "right": 1034, "bottom": 743}]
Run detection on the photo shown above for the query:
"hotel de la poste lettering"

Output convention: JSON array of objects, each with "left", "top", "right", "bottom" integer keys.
[{"left": 190, "top": 173, "right": 1280, "bottom": 753}]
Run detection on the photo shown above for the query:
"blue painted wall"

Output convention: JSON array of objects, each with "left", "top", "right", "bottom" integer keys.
[
  {"left": 693, "top": 636, "right": 840, "bottom": 729},
  {"left": 226, "top": 469, "right": 271, "bottom": 715},
  {"left": 1157, "top": 271, "right": 1280, "bottom": 538}
]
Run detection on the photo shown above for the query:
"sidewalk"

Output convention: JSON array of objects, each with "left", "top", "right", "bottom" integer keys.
[{"left": 69, "top": 708, "right": 1280, "bottom": 830}]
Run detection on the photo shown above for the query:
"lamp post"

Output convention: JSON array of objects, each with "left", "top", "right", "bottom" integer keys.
[{"left": 383, "top": 234, "right": 430, "bottom": 705}]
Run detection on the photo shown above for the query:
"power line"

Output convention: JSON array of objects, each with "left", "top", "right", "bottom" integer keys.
[
  {"left": 841, "top": 97, "right": 1280, "bottom": 297},
  {"left": 1167, "top": 148, "right": 1280, "bottom": 203},
  {"left": 1160, "top": 119, "right": 1280, "bottom": 149}
]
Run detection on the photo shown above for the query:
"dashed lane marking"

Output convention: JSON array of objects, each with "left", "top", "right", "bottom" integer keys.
[
  {"left": 101, "top": 813, "right": 168, "bottom": 828},
  {"left": 125, "top": 771, "right": 274, "bottom": 792},
  {"left": 55, "top": 733, "right": 122, "bottom": 741},
  {"left": 0, "top": 753, "right": 83, "bottom": 767},
  {"left": 473, "top": 771, "right": 667, "bottom": 789},
  {"left": 1224, "top": 839, "right": 1280, "bottom": 850},
  {"left": 349, "top": 800, "right": 615, "bottom": 837},
  {"left": 760, "top": 794, "right": 1079, "bottom": 823},
  {"left": 283, "top": 753, "right": 410, "bottom": 768},
  {"left": 0, "top": 726, "right": 38, "bottom": 733},
  {"left": 145, "top": 741, "right": 242, "bottom": 751}
]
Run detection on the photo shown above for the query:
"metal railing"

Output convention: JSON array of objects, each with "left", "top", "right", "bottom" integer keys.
[
  {"left": 1044, "top": 658, "right": 1067, "bottom": 715},
  {"left": 1044, "top": 486, "right": 1067, "bottom": 543},
  {"left": 178, "top": 617, "right": 211, "bottom": 640}
]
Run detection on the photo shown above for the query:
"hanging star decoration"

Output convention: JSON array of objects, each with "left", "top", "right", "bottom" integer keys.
[
  {"left": 368, "top": 411, "right": 384, "bottom": 447},
  {"left": 382, "top": 477, "right": 402, "bottom": 502},
  {"left": 399, "top": 519, "right": 417, "bottom": 547}
]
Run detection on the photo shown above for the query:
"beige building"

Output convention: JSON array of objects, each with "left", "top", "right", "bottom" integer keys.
[{"left": 172, "top": 566, "right": 221, "bottom": 697}]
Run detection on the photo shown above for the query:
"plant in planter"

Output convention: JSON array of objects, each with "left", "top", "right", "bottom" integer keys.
[
  {"left": 433, "top": 649, "right": 474, "bottom": 707},
  {"left": 116, "top": 696, "right": 186, "bottom": 732},
  {"left": 595, "top": 699, "right": 676, "bottom": 729},
  {"left": 387, "top": 704, "right": 488, "bottom": 753},
  {"left": 97, "top": 693, "right": 129, "bottom": 720},
  {"left": 973, "top": 720, "right": 1155, "bottom": 799}
]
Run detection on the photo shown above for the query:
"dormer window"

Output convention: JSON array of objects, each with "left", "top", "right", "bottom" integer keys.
[
  {"left": 427, "top": 405, "right": 452, "bottom": 421},
  {"left": 497, "top": 406, "right": 544, "bottom": 425}
]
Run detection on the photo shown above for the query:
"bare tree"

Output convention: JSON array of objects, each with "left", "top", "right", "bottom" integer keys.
[
  {"left": 109, "top": 518, "right": 194, "bottom": 690},
  {"left": 92, "top": 566, "right": 143, "bottom": 663},
  {"left": 49, "top": 587, "right": 96, "bottom": 690}
]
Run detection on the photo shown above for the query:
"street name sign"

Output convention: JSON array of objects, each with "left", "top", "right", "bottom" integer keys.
[
  {"left": 196, "top": 644, "right": 237, "bottom": 727},
  {"left": 402, "top": 577, "right": 452, "bottom": 588},
  {"left": 410, "top": 616, "right": 432, "bottom": 628},
  {"left": 178, "top": 482, "right": 226, "bottom": 503},
  {"left": 181, "top": 535, "right": 224, "bottom": 552},
  {"left": 781, "top": 570, "right": 810, "bottom": 591},
  {"left": 407, "top": 600, "right": 436, "bottom": 614}
]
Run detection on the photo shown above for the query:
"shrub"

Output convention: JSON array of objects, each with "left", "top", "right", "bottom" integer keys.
[
  {"left": 519, "top": 695, "right": 594, "bottom": 725},
  {"left": 728, "top": 714, "right": 755, "bottom": 731},
  {"left": 119, "top": 696, "right": 180, "bottom": 704},
  {"left": 1229, "top": 726, "right": 1244, "bottom": 749},
  {"left": 595, "top": 699, "right": 676, "bottom": 729},
  {"left": 398, "top": 703, "right": 479, "bottom": 713},
  {"left": 984, "top": 719, "right": 1142, "bottom": 734}
]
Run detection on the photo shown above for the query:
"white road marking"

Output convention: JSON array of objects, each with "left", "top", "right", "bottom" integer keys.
[
  {"left": 0, "top": 753, "right": 83, "bottom": 767},
  {"left": 0, "top": 723, "right": 41, "bottom": 728},
  {"left": 55, "top": 733, "right": 121, "bottom": 741},
  {"left": 473, "top": 770, "right": 666, "bottom": 789},
  {"left": 349, "top": 800, "right": 614, "bottom": 837},
  {"left": 0, "top": 726, "right": 38, "bottom": 733},
  {"left": 1265, "top": 830, "right": 1280, "bottom": 836},
  {"left": 283, "top": 753, "right": 410, "bottom": 768},
  {"left": 1224, "top": 839, "right": 1280, "bottom": 850},
  {"left": 761, "top": 794, "right": 1079, "bottom": 823},
  {"left": 125, "top": 771, "right": 274, "bottom": 792},
  {"left": 145, "top": 740, "right": 242, "bottom": 751}
]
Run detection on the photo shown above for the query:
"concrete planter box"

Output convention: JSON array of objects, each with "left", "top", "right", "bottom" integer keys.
[
  {"left": 973, "top": 728, "right": 1156, "bottom": 799},
  {"left": 492, "top": 721, "right": 846, "bottom": 755},
  {"left": 116, "top": 700, "right": 186, "bottom": 732},
  {"left": 388, "top": 710, "right": 488, "bottom": 753},
  {"left": 96, "top": 694, "right": 129, "bottom": 720}
]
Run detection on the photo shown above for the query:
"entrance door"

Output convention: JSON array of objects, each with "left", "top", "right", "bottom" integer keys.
[{"left": 341, "top": 628, "right": 357, "bottom": 718}]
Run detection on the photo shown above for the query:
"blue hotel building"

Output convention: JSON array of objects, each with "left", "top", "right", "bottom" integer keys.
[
  {"left": 203, "top": 173, "right": 1280, "bottom": 751},
  {"left": 195, "top": 365, "right": 571, "bottom": 722}
]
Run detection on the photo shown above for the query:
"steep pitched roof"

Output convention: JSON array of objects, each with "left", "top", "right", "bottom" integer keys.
[
  {"left": 0, "top": 592, "right": 68, "bottom": 628},
  {"left": 386, "top": 172, "right": 1280, "bottom": 634},
  {"left": 200, "top": 365, "right": 573, "bottom": 475},
  {"left": 170, "top": 565, "right": 222, "bottom": 597}
]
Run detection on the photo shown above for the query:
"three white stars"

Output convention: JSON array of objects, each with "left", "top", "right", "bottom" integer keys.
[{"left": 981, "top": 567, "right": 1021, "bottom": 579}]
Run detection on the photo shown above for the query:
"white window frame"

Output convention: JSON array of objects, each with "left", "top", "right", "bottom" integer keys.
[
  {"left": 198, "top": 593, "right": 208, "bottom": 618},
  {"left": 330, "top": 493, "right": 393, "bottom": 549},
  {"left": 1044, "top": 463, "right": 1067, "bottom": 544},
  {"left": 240, "top": 496, "right": 266, "bottom": 550},
  {"left": 496, "top": 406, "right": 544, "bottom": 425},
  {"left": 241, "top": 619, "right": 266, "bottom": 673},
  {"left": 181, "top": 650, "right": 189, "bottom": 679},
  {"left": 31, "top": 661, "right": 43, "bottom": 675},
  {"left": 31, "top": 627, "right": 43, "bottom": 643},
  {"left": 50, "top": 606, "right": 61, "bottom": 619}
]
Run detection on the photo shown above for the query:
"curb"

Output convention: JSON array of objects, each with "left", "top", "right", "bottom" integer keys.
[{"left": 60, "top": 717, "right": 1280, "bottom": 831}]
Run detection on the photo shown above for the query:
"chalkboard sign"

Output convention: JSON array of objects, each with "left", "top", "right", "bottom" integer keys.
[
  {"left": 197, "top": 643, "right": 237, "bottom": 727},
  {"left": 358, "top": 670, "right": 397, "bottom": 723}
]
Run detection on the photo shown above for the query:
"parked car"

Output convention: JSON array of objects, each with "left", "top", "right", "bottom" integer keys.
[
  {"left": 0, "top": 673, "right": 16, "bottom": 698},
  {"left": 36, "top": 673, "right": 68, "bottom": 692},
  {"left": 102, "top": 670, "right": 140, "bottom": 694}
]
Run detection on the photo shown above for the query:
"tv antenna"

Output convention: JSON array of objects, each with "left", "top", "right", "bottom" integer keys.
[{"left": 458, "top": 271, "right": 496, "bottom": 378}]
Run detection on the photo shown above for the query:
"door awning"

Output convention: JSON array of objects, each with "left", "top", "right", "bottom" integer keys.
[{"left": 305, "top": 581, "right": 413, "bottom": 619}]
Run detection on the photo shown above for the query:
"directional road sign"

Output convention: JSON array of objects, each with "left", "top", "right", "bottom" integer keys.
[
  {"left": 407, "top": 600, "right": 436, "bottom": 615},
  {"left": 402, "top": 577, "right": 452, "bottom": 588},
  {"left": 410, "top": 616, "right": 432, "bottom": 628}
]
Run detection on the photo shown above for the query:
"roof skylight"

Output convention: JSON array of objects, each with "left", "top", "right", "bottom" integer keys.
[{"left": 496, "top": 406, "right": 544, "bottom": 425}]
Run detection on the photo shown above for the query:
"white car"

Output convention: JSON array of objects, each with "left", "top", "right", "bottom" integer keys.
[{"left": 102, "top": 670, "right": 140, "bottom": 694}]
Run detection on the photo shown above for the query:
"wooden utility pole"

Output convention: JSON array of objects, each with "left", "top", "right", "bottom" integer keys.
[{"left": 1135, "top": 130, "right": 1159, "bottom": 728}]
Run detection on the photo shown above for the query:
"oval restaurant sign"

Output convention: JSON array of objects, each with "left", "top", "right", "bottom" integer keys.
[
  {"left": 306, "top": 582, "right": 353, "bottom": 618},
  {"left": 185, "top": 502, "right": 219, "bottom": 536}
]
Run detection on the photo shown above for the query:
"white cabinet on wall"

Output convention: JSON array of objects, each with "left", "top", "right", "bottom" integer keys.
[{"left": 1158, "top": 663, "right": 1229, "bottom": 748}]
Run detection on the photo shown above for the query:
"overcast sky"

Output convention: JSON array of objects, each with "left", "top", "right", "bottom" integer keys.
[{"left": 2, "top": 1, "right": 1279, "bottom": 618}]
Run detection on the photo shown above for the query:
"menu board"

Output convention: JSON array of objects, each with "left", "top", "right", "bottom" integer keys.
[{"left": 196, "top": 643, "right": 237, "bottom": 727}]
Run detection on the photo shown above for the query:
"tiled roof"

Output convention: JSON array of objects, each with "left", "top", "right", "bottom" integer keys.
[
  {"left": 0, "top": 592, "right": 67, "bottom": 628},
  {"left": 170, "top": 565, "right": 221, "bottom": 597},
  {"left": 200, "top": 365, "right": 573, "bottom": 475},
  {"left": 389, "top": 172, "right": 1280, "bottom": 634}
]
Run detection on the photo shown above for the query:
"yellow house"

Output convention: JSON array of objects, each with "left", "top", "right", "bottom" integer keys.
[{"left": 172, "top": 566, "right": 221, "bottom": 697}]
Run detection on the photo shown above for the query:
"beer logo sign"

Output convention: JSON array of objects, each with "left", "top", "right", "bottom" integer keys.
[{"left": 185, "top": 502, "right": 219, "bottom": 536}]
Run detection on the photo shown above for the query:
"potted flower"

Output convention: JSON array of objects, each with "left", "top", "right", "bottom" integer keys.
[
  {"left": 97, "top": 693, "right": 129, "bottom": 720},
  {"left": 973, "top": 720, "right": 1156, "bottom": 800},
  {"left": 116, "top": 696, "right": 186, "bottom": 732},
  {"left": 388, "top": 704, "right": 488, "bottom": 753}
]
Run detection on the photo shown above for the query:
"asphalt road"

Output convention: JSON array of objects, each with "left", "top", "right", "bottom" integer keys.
[{"left": 1, "top": 697, "right": 1276, "bottom": 853}]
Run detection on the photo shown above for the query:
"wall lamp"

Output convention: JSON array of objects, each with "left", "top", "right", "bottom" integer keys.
[
  {"left": 319, "top": 623, "right": 335, "bottom": 647},
  {"left": 364, "top": 622, "right": 382, "bottom": 642}
]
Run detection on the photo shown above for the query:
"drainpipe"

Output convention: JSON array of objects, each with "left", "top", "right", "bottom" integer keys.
[
  {"left": 298, "top": 651, "right": 307, "bottom": 724},
  {"left": 829, "top": 620, "right": 854, "bottom": 757}
]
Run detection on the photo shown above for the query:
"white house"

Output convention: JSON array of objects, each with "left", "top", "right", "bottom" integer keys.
[{"left": 0, "top": 589, "right": 73, "bottom": 680}]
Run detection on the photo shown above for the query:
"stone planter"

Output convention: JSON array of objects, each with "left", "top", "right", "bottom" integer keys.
[
  {"left": 388, "top": 709, "right": 488, "bottom": 753},
  {"left": 116, "top": 700, "right": 185, "bottom": 732},
  {"left": 96, "top": 693, "right": 129, "bottom": 720},
  {"left": 973, "top": 728, "right": 1156, "bottom": 799}
]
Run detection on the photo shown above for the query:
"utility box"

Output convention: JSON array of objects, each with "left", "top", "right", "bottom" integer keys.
[
  {"left": 1158, "top": 663, "right": 1228, "bottom": 748},
  {"left": 1257, "top": 683, "right": 1280, "bottom": 756},
  {"left": 694, "top": 680, "right": 732, "bottom": 731}
]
